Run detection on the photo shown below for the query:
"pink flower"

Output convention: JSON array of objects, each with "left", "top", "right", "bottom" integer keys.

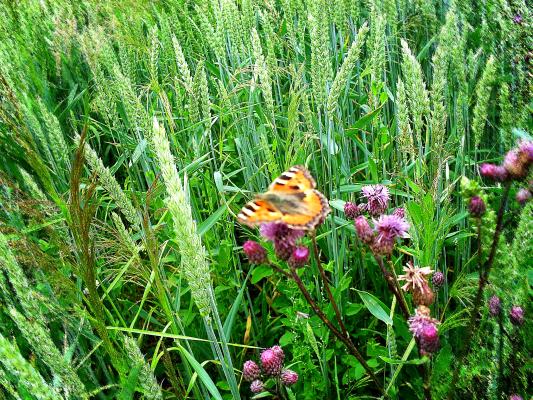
[
  {"left": 488, "top": 295, "right": 501, "bottom": 317},
  {"left": 393, "top": 207, "right": 405, "bottom": 218},
  {"left": 289, "top": 246, "right": 310, "bottom": 268},
  {"left": 361, "top": 185, "right": 390, "bottom": 216},
  {"left": 260, "top": 348, "right": 283, "bottom": 376},
  {"left": 398, "top": 262, "right": 433, "bottom": 292},
  {"left": 243, "top": 360, "right": 261, "bottom": 382},
  {"left": 355, "top": 216, "right": 374, "bottom": 244},
  {"left": 432, "top": 271, "right": 445, "bottom": 290},
  {"left": 518, "top": 139, "right": 533, "bottom": 164},
  {"left": 250, "top": 379, "right": 264, "bottom": 393},
  {"left": 516, "top": 188, "right": 531, "bottom": 205},
  {"left": 479, "top": 163, "right": 508, "bottom": 181},
  {"left": 280, "top": 369, "right": 299, "bottom": 386},
  {"left": 418, "top": 323, "right": 439, "bottom": 355},
  {"left": 374, "top": 214, "right": 410, "bottom": 242},
  {"left": 243, "top": 241, "right": 267, "bottom": 264},
  {"left": 504, "top": 149, "right": 527, "bottom": 178},
  {"left": 469, "top": 196, "right": 486, "bottom": 217},
  {"left": 344, "top": 202, "right": 360, "bottom": 220},
  {"left": 509, "top": 305, "right": 524, "bottom": 326},
  {"left": 260, "top": 222, "right": 305, "bottom": 261},
  {"left": 509, "top": 395, "right": 523, "bottom": 400}
]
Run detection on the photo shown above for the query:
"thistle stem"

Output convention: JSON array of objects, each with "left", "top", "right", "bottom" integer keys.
[
  {"left": 447, "top": 182, "right": 511, "bottom": 399},
  {"left": 374, "top": 255, "right": 410, "bottom": 320},
  {"left": 289, "top": 267, "right": 385, "bottom": 395},
  {"left": 311, "top": 232, "right": 349, "bottom": 339}
]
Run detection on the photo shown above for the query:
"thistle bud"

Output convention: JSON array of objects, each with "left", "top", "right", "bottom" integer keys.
[
  {"left": 479, "top": 163, "right": 508, "bottom": 181},
  {"left": 250, "top": 380, "right": 264, "bottom": 393},
  {"left": 243, "top": 360, "right": 261, "bottom": 382},
  {"left": 503, "top": 150, "right": 527, "bottom": 178},
  {"left": 344, "top": 202, "right": 360, "bottom": 220},
  {"left": 469, "top": 196, "right": 486, "bottom": 217},
  {"left": 288, "top": 246, "right": 310, "bottom": 268},
  {"left": 488, "top": 295, "right": 501, "bottom": 317},
  {"left": 355, "top": 216, "right": 374, "bottom": 244},
  {"left": 516, "top": 188, "right": 531, "bottom": 205},
  {"left": 260, "top": 348, "right": 283, "bottom": 376},
  {"left": 509, "top": 306, "right": 524, "bottom": 326},
  {"left": 432, "top": 271, "right": 445, "bottom": 290},
  {"left": 243, "top": 241, "right": 268, "bottom": 264},
  {"left": 280, "top": 369, "right": 299, "bottom": 386}
]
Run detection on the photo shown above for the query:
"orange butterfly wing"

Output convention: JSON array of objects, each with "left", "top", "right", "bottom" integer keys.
[
  {"left": 238, "top": 165, "right": 330, "bottom": 229},
  {"left": 237, "top": 199, "right": 283, "bottom": 227}
]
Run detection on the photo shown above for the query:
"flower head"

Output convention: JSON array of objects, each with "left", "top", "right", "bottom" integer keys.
[
  {"left": 344, "top": 202, "right": 361, "bottom": 220},
  {"left": 408, "top": 306, "right": 440, "bottom": 337},
  {"left": 488, "top": 295, "right": 501, "bottom": 317},
  {"left": 518, "top": 140, "right": 533, "bottom": 164},
  {"left": 479, "top": 163, "right": 508, "bottom": 181},
  {"left": 243, "top": 241, "right": 267, "bottom": 264},
  {"left": 509, "top": 395, "right": 523, "bottom": 400},
  {"left": 355, "top": 216, "right": 374, "bottom": 244},
  {"left": 393, "top": 207, "right": 405, "bottom": 218},
  {"left": 509, "top": 305, "right": 524, "bottom": 326},
  {"left": 469, "top": 196, "right": 486, "bottom": 217},
  {"left": 398, "top": 262, "right": 433, "bottom": 292},
  {"left": 280, "top": 369, "right": 299, "bottom": 386},
  {"left": 432, "top": 271, "right": 445, "bottom": 290},
  {"left": 250, "top": 380, "right": 264, "bottom": 393},
  {"left": 513, "top": 14, "right": 523, "bottom": 24},
  {"left": 516, "top": 188, "right": 531, "bottom": 205},
  {"left": 418, "top": 323, "right": 440, "bottom": 355},
  {"left": 243, "top": 360, "right": 261, "bottom": 382},
  {"left": 374, "top": 214, "right": 410, "bottom": 242},
  {"left": 504, "top": 149, "right": 527, "bottom": 178},
  {"left": 260, "top": 347, "right": 283, "bottom": 376},
  {"left": 289, "top": 246, "right": 310, "bottom": 268},
  {"left": 260, "top": 222, "right": 304, "bottom": 242},
  {"left": 361, "top": 184, "right": 390, "bottom": 215}
]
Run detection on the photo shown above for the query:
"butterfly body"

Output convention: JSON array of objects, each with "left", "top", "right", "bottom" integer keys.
[{"left": 238, "top": 166, "right": 330, "bottom": 230}]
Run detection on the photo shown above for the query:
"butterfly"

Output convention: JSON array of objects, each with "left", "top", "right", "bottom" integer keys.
[{"left": 237, "top": 165, "right": 330, "bottom": 230}]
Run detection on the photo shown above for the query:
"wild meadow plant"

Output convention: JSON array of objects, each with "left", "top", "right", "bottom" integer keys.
[{"left": 0, "top": 0, "right": 531, "bottom": 399}]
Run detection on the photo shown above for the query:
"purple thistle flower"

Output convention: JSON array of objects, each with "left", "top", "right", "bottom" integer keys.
[
  {"left": 509, "top": 306, "right": 524, "bottom": 326},
  {"left": 488, "top": 295, "right": 501, "bottom": 317},
  {"left": 344, "top": 202, "right": 360, "bottom": 220},
  {"left": 280, "top": 369, "right": 299, "bottom": 386},
  {"left": 518, "top": 139, "right": 533, "bottom": 164},
  {"left": 289, "top": 246, "right": 310, "bottom": 268},
  {"left": 509, "top": 395, "right": 523, "bottom": 400},
  {"left": 361, "top": 184, "right": 390, "bottom": 216},
  {"left": 393, "top": 207, "right": 405, "bottom": 218},
  {"left": 418, "top": 324, "right": 440, "bottom": 355},
  {"left": 243, "top": 360, "right": 261, "bottom": 382},
  {"left": 260, "top": 348, "right": 283, "bottom": 376},
  {"left": 243, "top": 241, "right": 268, "bottom": 264},
  {"left": 479, "top": 163, "right": 508, "bottom": 181},
  {"left": 374, "top": 214, "right": 410, "bottom": 242},
  {"left": 504, "top": 149, "right": 527, "bottom": 178},
  {"left": 370, "top": 237, "right": 395, "bottom": 255},
  {"left": 355, "top": 216, "right": 374, "bottom": 244},
  {"left": 432, "top": 271, "right": 445, "bottom": 290},
  {"left": 513, "top": 14, "right": 523, "bottom": 24},
  {"left": 250, "top": 379, "right": 264, "bottom": 393},
  {"left": 260, "top": 222, "right": 304, "bottom": 261},
  {"left": 408, "top": 306, "right": 440, "bottom": 355},
  {"left": 469, "top": 196, "right": 486, "bottom": 217},
  {"left": 516, "top": 188, "right": 531, "bottom": 205}
]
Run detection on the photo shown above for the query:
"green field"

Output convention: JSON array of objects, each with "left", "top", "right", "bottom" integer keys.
[{"left": 0, "top": 0, "right": 531, "bottom": 399}]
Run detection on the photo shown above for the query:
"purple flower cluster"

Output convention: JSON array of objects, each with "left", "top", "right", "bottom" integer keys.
[
  {"left": 408, "top": 306, "right": 440, "bottom": 356},
  {"left": 509, "top": 305, "right": 524, "bottom": 326},
  {"left": 469, "top": 196, "right": 486, "bottom": 217},
  {"left": 260, "top": 222, "right": 305, "bottom": 261},
  {"left": 432, "top": 271, "right": 445, "bottom": 290},
  {"left": 488, "top": 295, "right": 501, "bottom": 317},
  {"left": 344, "top": 185, "right": 410, "bottom": 255},
  {"left": 480, "top": 140, "right": 533, "bottom": 183},
  {"left": 242, "top": 345, "right": 298, "bottom": 394}
]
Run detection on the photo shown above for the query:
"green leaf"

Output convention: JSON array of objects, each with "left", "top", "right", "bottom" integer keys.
[
  {"left": 223, "top": 270, "right": 251, "bottom": 340},
  {"left": 118, "top": 364, "right": 142, "bottom": 400},
  {"left": 356, "top": 290, "right": 393, "bottom": 325},
  {"left": 380, "top": 356, "right": 428, "bottom": 365},
  {"left": 251, "top": 265, "right": 273, "bottom": 284},
  {"left": 177, "top": 345, "right": 223, "bottom": 400},
  {"left": 198, "top": 204, "right": 227, "bottom": 237}
]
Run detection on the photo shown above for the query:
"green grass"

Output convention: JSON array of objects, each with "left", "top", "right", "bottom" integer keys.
[{"left": 0, "top": 0, "right": 531, "bottom": 399}]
